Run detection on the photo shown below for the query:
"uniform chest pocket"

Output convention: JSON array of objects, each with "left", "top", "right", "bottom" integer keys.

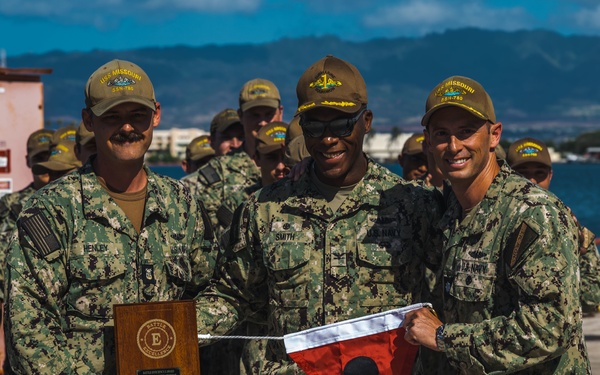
[
  {"left": 264, "top": 223, "right": 313, "bottom": 308},
  {"left": 68, "top": 251, "right": 128, "bottom": 319},
  {"left": 449, "top": 260, "right": 496, "bottom": 302},
  {"left": 265, "top": 222, "right": 313, "bottom": 271},
  {"left": 163, "top": 256, "right": 192, "bottom": 287}
]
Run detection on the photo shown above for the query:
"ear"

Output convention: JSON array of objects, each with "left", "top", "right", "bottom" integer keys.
[
  {"left": 363, "top": 110, "right": 373, "bottom": 134},
  {"left": 82, "top": 109, "right": 93, "bottom": 131},
  {"left": 152, "top": 102, "right": 161, "bottom": 128},
  {"left": 25, "top": 154, "right": 31, "bottom": 169},
  {"left": 490, "top": 121, "right": 502, "bottom": 149},
  {"left": 398, "top": 154, "right": 405, "bottom": 167}
]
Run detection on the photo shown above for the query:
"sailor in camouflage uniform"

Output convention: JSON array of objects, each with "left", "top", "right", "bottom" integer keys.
[
  {"left": 404, "top": 76, "right": 591, "bottom": 374},
  {"left": 196, "top": 55, "right": 443, "bottom": 374},
  {"left": 0, "top": 129, "right": 54, "bottom": 299},
  {"left": 181, "top": 78, "right": 284, "bottom": 231},
  {"left": 4, "top": 59, "right": 218, "bottom": 374},
  {"left": 507, "top": 137, "right": 600, "bottom": 313}
]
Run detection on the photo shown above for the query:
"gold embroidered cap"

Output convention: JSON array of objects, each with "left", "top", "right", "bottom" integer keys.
[
  {"left": 507, "top": 137, "right": 552, "bottom": 168},
  {"left": 27, "top": 129, "right": 55, "bottom": 158},
  {"left": 296, "top": 55, "right": 368, "bottom": 115},
  {"left": 402, "top": 133, "right": 425, "bottom": 155},
  {"left": 239, "top": 78, "right": 281, "bottom": 112},
  {"left": 422, "top": 75, "right": 495, "bottom": 126},
  {"left": 85, "top": 59, "right": 156, "bottom": 116}
]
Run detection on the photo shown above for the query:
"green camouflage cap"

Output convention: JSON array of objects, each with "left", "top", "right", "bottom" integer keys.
[
  {"left": 296, "top": 55, "right": 368, "bottom": 115},
  {"left": 52, "top": 125, "right": 77, "bottom": 146},
  {"left": 76, "top": 121, "right": 95, "bottom": 146},
  {"left": 186, "top": 135, "right": 215, "bottom": 161},
  {"left": 239, "top": 78, "right": 281, "bottom": 112},
  {"left": 256, "top": 121, "right": 288, "bottom": 155},
  {"left": 422, "top": 75, "right": 496, "bottom": 126},
  {"left": 402, "top": 133, "right": 425, "bottom": 155},
  {"left": 210, "top": 108, "right": 242, "bottom": 135},
  {"left": 26, "top": 129, "right": 55, "bottom": 158},
  {"left": 507, "top": 137, "right": 552, "bottom": 168},
  {"left": 85, "top": 59, "right": 156, "bottom": 116},
  {"left": 32, "top": 140, "right": 82, "bottom": 174}
]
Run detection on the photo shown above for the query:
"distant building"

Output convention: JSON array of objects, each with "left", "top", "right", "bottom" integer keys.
[
  {"left": 0, "top": 66, "right": 52, "bottom": 196},
  {"left": 586, "top": 147, "right": 600, "bottom": 160},
  {"left": 150, "top": 128, "right": 209, "bottom": 159}
]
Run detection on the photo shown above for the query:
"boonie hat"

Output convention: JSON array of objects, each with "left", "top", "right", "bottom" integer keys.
[
  {"left": 239, "top": 78, "right": 281, "bottom": 112},
  {"left": 52, "top": 125, "right": 77, "bottom": 146},
  {"left": 421, "top": 76, "right": 496, "bottom": 126},
  {"left": 507, "top": 137, "right": 552, "bottom": 168},
  {"left": 256, "top": 122, "right": 288, "bottom": 155},
  {"left": 296, "top": 55, "right": 368, "bottom": 116},
  {"left": 186, "top": 135, "right": 215, "bottom": 161},
  {"left": 402, "top": 133, "right": 425, "bottom": 155},
  {"left": 85, "top": 59, "right": 156, "bottom": 116},
  {"left": 32, "top": 140, "right": 82, "bottom": 175},
  {"left": 76, "top": 121, "right": 95, "bottom": 146},
  {"left": 27, "top": 129, "right": 55, "bottom": 158},
  {"left": 210, "top": 108, "right": 242, "bottom": 135}
]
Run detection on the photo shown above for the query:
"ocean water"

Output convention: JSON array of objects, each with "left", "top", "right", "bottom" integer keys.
[{"left": 151, "top": 162, "right": 600, "bottom": 235}]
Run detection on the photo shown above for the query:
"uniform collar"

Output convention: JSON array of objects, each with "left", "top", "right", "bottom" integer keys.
[
  {"left": 80, "top": 158, "right": 168, "bottom": 236},
  {"left": 439, "top": 160, "right": 511, "bottom": 239},
  {"left": 284, "top": 157, "right": 382, "bottom": 219}
]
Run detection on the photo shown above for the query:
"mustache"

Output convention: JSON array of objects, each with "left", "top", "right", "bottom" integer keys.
[{"left": 111, "top": 131, "right": 145, "bottom": 143}]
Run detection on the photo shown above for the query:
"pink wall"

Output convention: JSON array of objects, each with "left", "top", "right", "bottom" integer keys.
[{"left": 0, "top": 80, "right": 46, "bottom": 194}]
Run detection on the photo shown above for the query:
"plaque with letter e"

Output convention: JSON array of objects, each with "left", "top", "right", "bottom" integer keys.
[{"left": 114, "top": 300, "right": 201, "bottom": 375}]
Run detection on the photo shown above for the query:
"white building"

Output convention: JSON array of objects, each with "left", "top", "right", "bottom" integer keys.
[
  {"left": 149, "top": 127, "right": 418, "bottom": 163},
  {"left": 151, "top": 128, "right": 209, "bottom": 159}
]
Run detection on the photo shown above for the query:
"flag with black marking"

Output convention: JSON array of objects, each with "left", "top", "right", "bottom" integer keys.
[{"left": 20, "top": 208, "right": 61, "bottom": 257}]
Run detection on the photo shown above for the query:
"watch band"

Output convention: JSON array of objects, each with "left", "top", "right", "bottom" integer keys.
[{"left": 436, "top": 324, "right": 446, "bottom": 352}]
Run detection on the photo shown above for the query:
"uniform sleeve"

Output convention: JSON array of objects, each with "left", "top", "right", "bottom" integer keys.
[
  {"left": 5, "top": 201, "right": 82, "bottom": 374},
  {"left": 579, "top": 237, "right": 600, "bottom": 311},
  {"left": 441, "top": 205, "right": 582, "bottom": 373},
  {"left": 185, "top": 199, "right": 219, "bottom": 300},
  {"left": 195, "top": 201, "right": 268, "bottom": 343}
]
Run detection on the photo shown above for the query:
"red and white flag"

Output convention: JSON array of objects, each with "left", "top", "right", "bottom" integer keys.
[{"left": 284, "top": 303, "right": 429, "bottom": 375}]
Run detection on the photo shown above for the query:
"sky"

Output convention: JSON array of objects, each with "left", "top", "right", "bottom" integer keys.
[{"left": 2, "top": 0, "right": 600, "bottom": 57}]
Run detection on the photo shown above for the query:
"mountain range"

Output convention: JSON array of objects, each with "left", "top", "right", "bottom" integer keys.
[{"left": 7, "top": 28, "right": 600, "bottom": 141}]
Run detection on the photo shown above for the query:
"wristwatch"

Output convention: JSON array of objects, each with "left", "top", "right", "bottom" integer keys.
[{"left": 435, "top": 324, "right": 446, "bottom": 352}]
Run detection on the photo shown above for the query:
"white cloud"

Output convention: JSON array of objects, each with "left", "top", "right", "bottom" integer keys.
[
  {"left": 0, "top": 0, "right": 261, "bottom": 20},
  {"left": 362, "top": 0, "right": 532, "bottom": 35},
  {"left": 572, "top": 5, "right": 600, "bottom": 31}
]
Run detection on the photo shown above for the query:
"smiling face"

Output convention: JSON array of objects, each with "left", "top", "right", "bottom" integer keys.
[
  {"left": 83, "top": 101, "right": 160, "bottom": 166},
  {"left": 425, "top": 106, "right": 501, "bottom": 191},
  {"left": 303, "top": 107, "right": 371, "bottom": 187}
]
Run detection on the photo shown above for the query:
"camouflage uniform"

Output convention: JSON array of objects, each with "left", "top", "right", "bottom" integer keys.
[
  {"left": 420, "top": 162, "right": 591, "bottom": 374},
  {"left": 181, "top": 151, "right": 260, "bottom": 232},
  {"left": 579, "top": 227, "right": 600, "bottom": 311},
  {"left": 0, "top": 184, "right": 36, "bottom": 302},
  {"left": 197, "top": 160, "right": 443, "bottom": 374},
  {"left": 5, "top": 161, "right": 218, "bottom": 374}
]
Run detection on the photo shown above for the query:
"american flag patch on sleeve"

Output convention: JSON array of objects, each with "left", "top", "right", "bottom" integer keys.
[{"left": 20, "top": 208, "right": 61, "bottom": 257}]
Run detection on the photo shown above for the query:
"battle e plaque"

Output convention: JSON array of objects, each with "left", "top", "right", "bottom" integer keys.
[{"left": 114, "top": 300, "right": 201, "bottom": 374}]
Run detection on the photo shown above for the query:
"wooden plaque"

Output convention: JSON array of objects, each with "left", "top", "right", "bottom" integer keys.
[{"left": 114, "top": 300, "right": 201, "bottom": 375}]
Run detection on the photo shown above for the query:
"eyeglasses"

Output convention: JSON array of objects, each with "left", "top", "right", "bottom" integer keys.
[{"left": 299, "top": 108, "right": 367, "bottom": 138}]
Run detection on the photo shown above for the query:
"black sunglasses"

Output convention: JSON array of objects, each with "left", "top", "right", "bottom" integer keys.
[{"left": 299, "top": 108, "right": 367, "bottom": 138}]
